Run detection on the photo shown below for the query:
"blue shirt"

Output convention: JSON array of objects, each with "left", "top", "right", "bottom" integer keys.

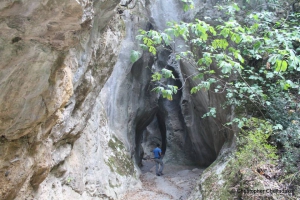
[{"left": 153, "top": 147, "right": 162, "bottom": 158}]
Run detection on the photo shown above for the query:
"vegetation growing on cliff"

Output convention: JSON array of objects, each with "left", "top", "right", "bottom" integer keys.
[
  {"left": 132, "top": 0, "right": 300, "bottom": 198},
  {"left": 106, "top": 136, "right": 134, "bottom": 176}
]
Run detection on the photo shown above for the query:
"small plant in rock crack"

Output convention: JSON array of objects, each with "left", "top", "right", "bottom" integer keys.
[{"left": 66, "top": 177, "right": 72, "bottom": 184}]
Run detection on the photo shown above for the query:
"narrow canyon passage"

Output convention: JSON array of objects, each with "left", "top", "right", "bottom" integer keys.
[
  {"left": 126, "top": 48, "right": 221, "bottom": 199},
  {"left": 130, "top": 94, "right": 205, "bottom": 199}
]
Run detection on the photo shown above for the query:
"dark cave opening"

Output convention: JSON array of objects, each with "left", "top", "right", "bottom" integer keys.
[
  {"left": 156, "top": 112, "right": 167, "bottom": 155},
  {"left": 134, "top": 65, "right": 187, "bottom": 168},
  {"left": 131, "top": 48, "right": 225, "bottom": 169},
  {"left": 134, "top": 111, "right": 167, "bottom": 167}
]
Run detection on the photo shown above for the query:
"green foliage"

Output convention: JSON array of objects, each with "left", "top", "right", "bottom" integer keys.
[
  {"left": 202, "top": 107, "right": 216, "bottom": 118},
  {"left": 135, "top": 0, "right": 300, "bottom": 126},
  {"left": 236, "top": 118, "right": 278, "bottom": 165},
  {"left": 180, "top": 0, "right": 194, "bottom": 11},
  {"left": 161, "top": 68, "right": 175, "bottom": 79},
  {"left": 265, "top": 98, "right": 300, "bottom": 191},
  {"left": 67, "top": 177, "right": 72, "bottom": 183},
  {"left": 221, "top": 118, "right": 280, "bottom": 198},
  {"left": 151, "top": 72, "right": 162, "bottom": 81},
  {"left": 190, "top": 78, "right": 216, "bottom": 93},
  {"left": 266, "top": 97, "right": 300, "bottom": 175},
  {"left": 216, "top": 2, "right": 240, "bottom": 16},
  {"left": 150, "top": 68, "right": 177, "bottom": 100},
  {"left": 226, "top": 117, "right": 248, "bottom": 128},
  {"left": 130, "top": 50, "right": 141, "bottom": 63},
  {"left": 152, "top": 85, "right": 178, "bottom": 100}
]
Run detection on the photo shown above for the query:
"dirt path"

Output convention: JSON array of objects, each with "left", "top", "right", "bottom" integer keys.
[{"left": 121, "top": 160, "right": 204, "bottom": 200}]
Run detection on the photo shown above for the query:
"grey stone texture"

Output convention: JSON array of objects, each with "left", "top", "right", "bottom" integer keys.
[{"left": 0, "top": 0, "right": 235, "bottom": 199}]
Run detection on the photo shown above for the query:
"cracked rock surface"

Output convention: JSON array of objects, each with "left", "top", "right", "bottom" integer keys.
[{"left": 0, "top": 0, "right": 234, "bottom": 199}]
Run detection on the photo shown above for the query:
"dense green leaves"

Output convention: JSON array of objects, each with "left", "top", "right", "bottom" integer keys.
[
  {"left": 152, "top": 85, "right": 178, "bottom": 100},
  {"left": 135, "top": 0, "right": 300, "bottom": 128},
  {"left": 275, "top": 60, "right": 288, "bottom": 72},
  {"left": 202, "top": 107, "right": 216, "bottom": 118},
  {"left": 212, "top": 39, "right": 229, "bottom": 50},
  {"left": 191, "top": 78, "right": 216, "bottom": 93},
  {"left": 162, "top": 69, "right": 175, "bottom": 79},
  {"left": 150, "top": 69, "right": 177, "bottom": 100},
  {"left": 152, "top": 72, "right": 162, "bottom": 81}
]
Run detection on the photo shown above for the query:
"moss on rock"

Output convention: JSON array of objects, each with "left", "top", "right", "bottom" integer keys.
[{"left": 106, "top": 136, "right": 134, "bottom": 176}]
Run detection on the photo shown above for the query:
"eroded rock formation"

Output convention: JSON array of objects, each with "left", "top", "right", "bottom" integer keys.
[{"left": 0, "top": 0, "right": 234, "bottom": 199}]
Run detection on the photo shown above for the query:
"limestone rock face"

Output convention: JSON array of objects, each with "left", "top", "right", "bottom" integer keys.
[
  {"left": 0, "top": 0, "right": 234, "bottom": 199},
  {"left": 0, "top": 0, "right": 125, "bottom": 199}
]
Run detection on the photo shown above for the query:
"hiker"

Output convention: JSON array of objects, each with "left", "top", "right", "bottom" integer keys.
[{"left": 153, "top": 144, "right": 164, "bottom": 176}]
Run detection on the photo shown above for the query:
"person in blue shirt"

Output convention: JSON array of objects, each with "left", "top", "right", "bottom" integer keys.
[{"left": 153, "top": 144, "right": 164, "bottom": 176}]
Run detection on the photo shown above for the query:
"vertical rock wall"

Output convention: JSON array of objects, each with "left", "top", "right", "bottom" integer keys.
[
  {"left": 0, "top": 0, "right": 235, "bottom": 199},
  {"left": 0, "top": 0, "right": 126, "bottom": 199}
]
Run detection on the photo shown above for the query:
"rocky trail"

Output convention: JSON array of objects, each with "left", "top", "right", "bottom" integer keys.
[{"left": 122, "top": 160, "right": 204, "bottom": 200}]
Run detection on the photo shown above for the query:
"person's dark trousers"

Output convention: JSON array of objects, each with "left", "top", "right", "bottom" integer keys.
[{"left": 154, "top": 158, "right": 164, "bottom": 175}]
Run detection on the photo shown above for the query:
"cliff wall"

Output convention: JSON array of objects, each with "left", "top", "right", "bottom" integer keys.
[{"left": 0, "top": 0, "right": 233, "bottom": 199}]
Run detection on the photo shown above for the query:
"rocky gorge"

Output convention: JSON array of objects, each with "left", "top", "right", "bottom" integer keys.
[{"left": 0, "top": 0, "right": 258, "bottom": 199}]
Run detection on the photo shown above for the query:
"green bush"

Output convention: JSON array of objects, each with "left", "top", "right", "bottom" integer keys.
[
  {"left": 266, "top": 97, "right": 300, "bottom": 174},
  {"left": 235, "top": 118, "right": 278, "bottom": 168},
  {"left": 220, "top": 118, "right": 280, "bottom": 199}
]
